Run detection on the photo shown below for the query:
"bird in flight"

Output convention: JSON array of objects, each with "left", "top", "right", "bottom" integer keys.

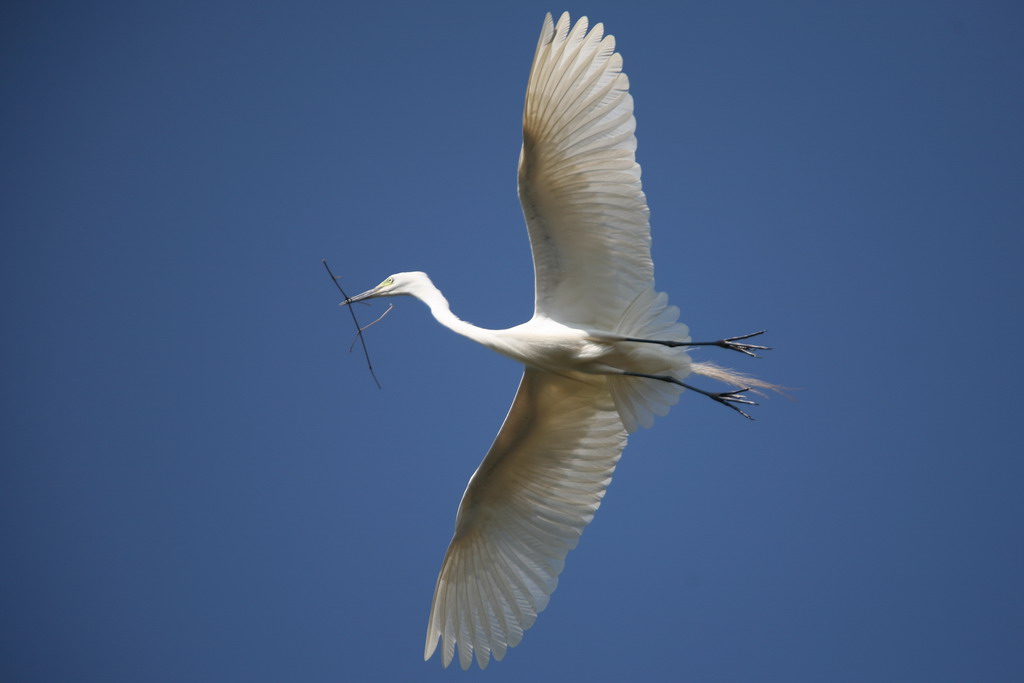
[{"left": 337, "top": 11, "right": 774, "bottom": 669}]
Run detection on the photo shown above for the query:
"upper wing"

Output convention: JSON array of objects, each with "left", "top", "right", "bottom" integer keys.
[
  {"left": 519, "top": 12, "right": 654, "bottom": 329},
  {"left": 424, "top": 367, "right": 627, "bottom": 669}
]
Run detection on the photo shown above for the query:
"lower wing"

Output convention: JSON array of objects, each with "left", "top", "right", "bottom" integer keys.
[{"left": 424, "top": 367, "right": 627, "bottom": 669}]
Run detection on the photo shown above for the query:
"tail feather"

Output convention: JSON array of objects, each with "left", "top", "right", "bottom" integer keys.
[
  {"left": 690, "top": 361, "right": 782, "bottom": 397},
  {"left": 606, "top": 288, "right": 691, "bottom": 432}
]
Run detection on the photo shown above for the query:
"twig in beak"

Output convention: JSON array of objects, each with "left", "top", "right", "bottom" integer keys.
[
  {"left": 322, "top": 259, "right": 382, "bottom": 389},
  {"left": 349, "top": 304, "right": 393, "bottom": 352}
]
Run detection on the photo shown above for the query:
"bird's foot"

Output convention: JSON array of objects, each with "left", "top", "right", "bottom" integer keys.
[
  {"left": 692, "top": 330, "right": 770, "bottom": 358},
  {"left": 702, "top": 387, "right": 758, "bottom": 420}
]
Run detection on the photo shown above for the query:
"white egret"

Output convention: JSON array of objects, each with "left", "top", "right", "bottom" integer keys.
[{"left": 339, "top": 12, "right": 775, "bottom": 669}]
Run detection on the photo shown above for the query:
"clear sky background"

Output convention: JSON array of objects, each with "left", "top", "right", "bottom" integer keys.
[{"left": 4, "top": 1, "right": 1023, "bottom": 681}]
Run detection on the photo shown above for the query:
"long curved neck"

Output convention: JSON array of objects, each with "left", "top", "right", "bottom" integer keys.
[{"left": 410, "top": 278, "right": 497, "bottom": 348}]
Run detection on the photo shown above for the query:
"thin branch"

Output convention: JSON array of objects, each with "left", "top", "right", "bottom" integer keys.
[
  {"left": 349, "top": 304, "right": 393, "bottom": 352},
  {"left": 323, "top": 259, "right": 382, "bottom": 389}
]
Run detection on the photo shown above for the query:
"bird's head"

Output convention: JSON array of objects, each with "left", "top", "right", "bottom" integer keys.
[{"left": 341, "top": 271, "right": 430, "bottom": 305}]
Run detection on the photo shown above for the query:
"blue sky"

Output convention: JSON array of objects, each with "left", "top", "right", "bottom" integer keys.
[{"left": 3, "top": 1, "right": 1023, "bottom": 681}]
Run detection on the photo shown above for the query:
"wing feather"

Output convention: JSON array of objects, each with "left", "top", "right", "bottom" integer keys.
[
  {"left": 520, "top": 13, "right": 653, "bottom": 329},
  {"left": 424, "top": 368, "right": 627, "bottom": 668}
]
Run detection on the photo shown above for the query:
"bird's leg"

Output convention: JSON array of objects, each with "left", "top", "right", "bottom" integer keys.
[
  {"left": 621, "top": 371, "right": 757, "bottom": 419},
  {"left": 621, "top": 330, "right": 770, "bottom": 358}
]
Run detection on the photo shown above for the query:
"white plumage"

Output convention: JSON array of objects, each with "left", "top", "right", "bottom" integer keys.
[{"left": 338, "top": 11, "right": 772, "bottom": 669}]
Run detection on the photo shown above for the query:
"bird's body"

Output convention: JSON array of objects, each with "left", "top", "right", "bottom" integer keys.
[
  {"left": 338, "top": 12, "right": 772, "bottom": 670},
  {"left": 396, "top": 270, "right": 690, "bottom": 382}
]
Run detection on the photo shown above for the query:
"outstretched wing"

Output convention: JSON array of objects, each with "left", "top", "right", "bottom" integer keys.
[
  {"left": 519, "top": 12, "right": 654, "bottom": 330},
  {"left": 424, "top": 368, "right": 627, "bottom": 669}
]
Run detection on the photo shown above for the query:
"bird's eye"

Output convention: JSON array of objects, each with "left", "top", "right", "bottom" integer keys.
[{"left": 380, "top": 276, "right": 394, "bottom": 287}]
